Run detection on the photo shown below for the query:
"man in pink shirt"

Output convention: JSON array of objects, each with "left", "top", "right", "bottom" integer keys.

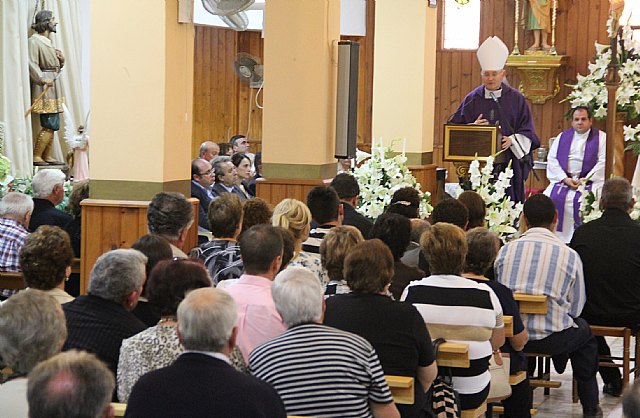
[{"left": 225, "top": 224, "right": 286, "bottom": 361}]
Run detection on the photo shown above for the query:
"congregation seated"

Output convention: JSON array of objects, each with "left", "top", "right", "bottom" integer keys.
[
  {"left": 249, "top": 267, "right": 401, "bottom": 418},
  {"left": 402, "top": 223, "right": 504, "bottom": 410},
  {"left": 27, "top": 351, "right": 115, "bottom": 418},
  {"left": 416, "top": 197, "right": 470, "bottom": 274},
  {"left": 198, "top": 140, "right": 219, "bottom": 162},
  {"left": 272, "top": 198, "right": 325, "bottom": 282},
  {"left": 63, "top": 181, "right": 89, "bottom": 296},
  {"left": 0, "top": 192, "right": 33, "bottom": 300},
  {"left": 224, "top": 225, "right": 286, "bottom": 362},
  {"left": 130, "top": 234, "right": 174, "bottom": 326},
  {"left": 330, "top": 173, "right": 373, "bottom": 238},
  {"left": 387, "top": 187, "right": 421, "bottom": 219},
  {"left": 304, "top": 186, "right": 343, "bottom": 259},
  {"left": 494, "top": 194, "right": 601, "bottom": 417},
  {"left": 458, "top": 190, "right": 486, "bottom": 229},
  {"left": 231, "top": 153, "right": 255, "bottom": 199},
  {"left": 324, "top": 239, "right": 437, "bottom": 418},
  {"left": 211, "top": 156, "right": 246, "bottom": 200},
  {"left": 218, "top": 141, "right": 232, "bottom": 156},
  {"left": 248, "top": 151, "right": 262, "bottom": 196},
  {"left": 28, "top": 169, "right": 72, "bottom": 232},
  {"left": 190, "top": 157, "right": 215, "bottom": 230},
  {"left": 62, "top": 249, "right": 148, "bottom": 399},
  {"left": 19, "top": 225, "right": 75, "bottom": 304},
  {"left": 462, "top": 227, "right": 531, "bottom": 417},
  {"left": 63, "top": 180, "right": 89, "bottom": 258},
  {"left": 0, "top": 289, "right": 67, "bottom": 417},
  {"left": 370, "top": 212, "right": 425, "bottom": 300},
  {"left": 126, "top": 288, "right": 286, "bottom": 418},
  {"left": 117, "top": 259, "right": 214, "bottom": 402},
  {"left": 240, "top": 197, "right": 272, "bottom": 237},
  {"left": 319, "top": 225, "right": 364, "bottom": 297},
  {"left": 147, "top": 192, "right": 194, "bottom": 258},
  {"left": 571, "top": 177, "right": 640, "bottom": 397},
  {"left": 192, "top": 193, "right": 244, "bottom": 285},
  {"left": 274, "top": 226, "right": 296, "bottom": 272},
  {"left": 399, "top": 218, "right": 430, "bottom": 270}
]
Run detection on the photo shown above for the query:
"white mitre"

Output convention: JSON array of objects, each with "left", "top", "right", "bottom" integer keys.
[{"left": 477, "top": 36, "right": 509, "bottom": 71}]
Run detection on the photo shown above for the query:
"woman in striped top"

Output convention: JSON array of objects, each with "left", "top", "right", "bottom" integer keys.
[{"left": 401, "top": 222, "right": 505, "bottom": 410}]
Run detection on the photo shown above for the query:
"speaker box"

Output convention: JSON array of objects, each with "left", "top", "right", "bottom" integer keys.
[{"left": 335, "top": 40, "right": 359, "bottom": 160}]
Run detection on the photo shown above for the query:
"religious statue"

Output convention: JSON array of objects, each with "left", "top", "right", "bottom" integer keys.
[
  {"left": 62, "top": 104, "right": 90, "bottom": 181},
  {"left": 526, "top": 0, "right": 551, "bottom": 51},
  {"left": 28, "top": 10, "right": 64, "bottom": 166}
]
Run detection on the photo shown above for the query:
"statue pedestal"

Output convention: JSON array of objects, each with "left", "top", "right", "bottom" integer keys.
[{"left": 506, "top": 54, "right": 568, "bottom": 104}]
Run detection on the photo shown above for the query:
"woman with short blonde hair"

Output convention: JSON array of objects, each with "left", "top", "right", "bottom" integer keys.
[{"left": 272, "top": 199, "right": 324, "bottom": 282}]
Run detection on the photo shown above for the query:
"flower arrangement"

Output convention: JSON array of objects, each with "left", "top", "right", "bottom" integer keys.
[
  {"left": 353, "top": 139, "right": 432, "bottom": 220},
  {"left": 460, "top": 155, "right": 522, "bottom": 242},
  {"left": 563, "top": 22, "right": 640, "bottom": 120}
]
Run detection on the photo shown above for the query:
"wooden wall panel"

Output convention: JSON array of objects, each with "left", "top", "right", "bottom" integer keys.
[
  {"left": 434, "top": 0, "right": 611, "bottom": 180},
  {"left": 79, "top": 199, "right": 199, "bottom": 294},
  {"left": 192, "top": 0, "right": 376, "bottom": 158}
]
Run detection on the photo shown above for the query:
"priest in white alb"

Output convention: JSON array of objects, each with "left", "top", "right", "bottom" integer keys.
[{"left": 544, "top": 106, "right": 606, "bottom": 243}]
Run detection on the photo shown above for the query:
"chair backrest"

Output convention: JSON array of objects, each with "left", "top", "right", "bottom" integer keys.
[
  {"left": 513, "top": 293, "right": 548, "bottom": 315},
  {"left": 504, "top": 315, "right": 513, "bottom": 337},
  {"left": 0, "top": 271, "right": 25, "bottom": 290},
  {"left": 385, "top": 375, "right": 415, "bottom": 404}
]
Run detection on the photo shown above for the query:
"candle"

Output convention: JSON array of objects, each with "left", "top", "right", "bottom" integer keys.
[{"left": 402, "top": 138, "right": 406, "bottom": 156}]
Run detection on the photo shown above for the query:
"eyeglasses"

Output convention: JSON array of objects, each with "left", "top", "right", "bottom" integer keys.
[{"left": 198, "top": 169, "right": 214, "bottom": 176}]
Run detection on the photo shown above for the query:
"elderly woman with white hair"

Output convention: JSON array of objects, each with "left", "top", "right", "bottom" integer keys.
[
  {"left": 249, "top": 267, "right": 400, "bottom": 418},
  {"left": 29, "top": 168, "right": 71, "bottom": 232},
  {"left": 0, "top": 289, "right": 68, "bottom": 417}
]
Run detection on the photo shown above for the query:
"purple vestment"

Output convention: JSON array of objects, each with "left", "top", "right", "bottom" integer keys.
[
  {"left": 548, "top": 127, "right": 600, "bottom": 231},
  {"left": 450, "top": 83, "right": 540, "bottom": 203}
]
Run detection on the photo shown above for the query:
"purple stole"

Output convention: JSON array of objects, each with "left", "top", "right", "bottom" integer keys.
[{"left": 549, "top": 128, "right": 600, "bottom": 231}]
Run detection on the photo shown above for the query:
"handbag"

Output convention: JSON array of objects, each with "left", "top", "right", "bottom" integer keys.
[
  {"left": 487, "top": 351, "right": 512, "bottom": 402},
  {"left": 425, "top": 338, "right": 461, "bottom": 418}
]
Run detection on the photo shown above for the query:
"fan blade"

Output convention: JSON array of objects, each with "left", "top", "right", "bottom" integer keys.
[{"left": 221, "top": 12, "right": 249, "bottom": 31}]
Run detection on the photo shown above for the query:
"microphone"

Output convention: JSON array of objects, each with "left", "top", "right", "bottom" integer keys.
[{"left": 447, "top": 93, "right": 478, "bottom": 123}]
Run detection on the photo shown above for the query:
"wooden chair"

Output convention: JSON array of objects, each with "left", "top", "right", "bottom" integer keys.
[
  {"left": 569, "top": 325, "right": 640, "bottom": 403},
  {"left": 0, "top": 271, "right": 25, "bottom": 290},
  {"left": 513, "top": 293, "right": 547, "bottom": 314},
  {"left": 513, "top": 294, "right": 561, "bottom": 395},
  {"left": 71, "top": 258, "right": 81, "bottom": 275},
  {"left": 504, "top": 315, "right": 513, "bottom": 338},
  {"left": 460, "top": 402, "right": 487, "bottom": 418},
  {"left": 436, "top": 342, "right": 470, "bottom": 368},
  {"left": 111, "top": 403, "right": 126, "bottom": 417},
  {"left": 385, "top": 375, "right": 414, "bottom": 404}
]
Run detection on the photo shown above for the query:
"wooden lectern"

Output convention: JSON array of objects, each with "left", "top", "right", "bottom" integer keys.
[{"left": 443, "top": 124, "right": 506, "bottom": 165}]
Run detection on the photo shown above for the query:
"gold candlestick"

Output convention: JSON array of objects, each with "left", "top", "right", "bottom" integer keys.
[
  {"left": 512, "top": 0, "right": 521, "bottom": 55},
  {"left": 549, "top": 0, "right": 558, "bottom": 55}
]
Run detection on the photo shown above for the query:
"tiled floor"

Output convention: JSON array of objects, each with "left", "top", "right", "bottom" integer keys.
[{"left": 527, "top": 337, "right": 626, "bottom": 418}]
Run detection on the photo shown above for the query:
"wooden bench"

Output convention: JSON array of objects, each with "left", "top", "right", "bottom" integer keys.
[
  {"left": 111, "top": 403, "right": 126, "bottom": 417},
  {"left": 0, "top": 271, "right": 25, "bottom": 290},
  {"left": 492, "top": 405, "right": 538, "bottom": 416},
  {"left": 460, "top": 402, "right": 486, "bottom": 418},
  {"left": 504, "top": 315, "right": 513, "bottom": 338},
  {"left": 385, "top": 375, "right": 414, "bottom": 404},
  {"left": 71, "top": 257, "right": 81, "bottom": 275},
  {"left": 513, "top": 293, "right": 547, "bottom": 314},
  {"left": 436, "top": 342, "right": 470, "bottom": 368}
]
